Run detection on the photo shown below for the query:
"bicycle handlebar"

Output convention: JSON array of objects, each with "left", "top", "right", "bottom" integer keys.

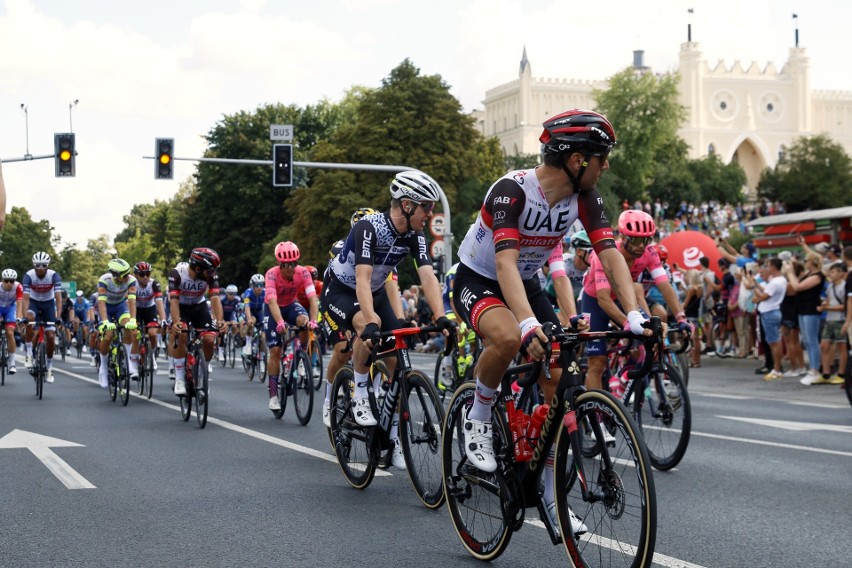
[
  {"left": 369, "top": 322, "right": 457, "bottom": 358},
  {"left": 667, "top": 328, "right": 692, "bottom": 355}
]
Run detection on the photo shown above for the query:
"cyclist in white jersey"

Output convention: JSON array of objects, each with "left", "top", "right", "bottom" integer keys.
[
  {"left": 453, "top": 109, "right": 650, "bottom": 536},
  {"left": 133, "top": 262, "right": 166, "bottom": 371},
  {"left": 167, "top": 248, "right": 224, "bottom": 396},
  {"left": 22, "top": 252, "right": 63, "bottom": 381},
  {"left": 0, "top": 268, "right": 23, "bottom": 374},
  {"left": 95, "top": 259, "right": 140, "bottom": 388}
]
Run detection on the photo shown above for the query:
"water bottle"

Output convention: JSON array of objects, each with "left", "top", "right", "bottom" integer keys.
[
  {"left": 506, "top": 399, "right": 532, "bottom": 462},
  {"left": 526, "top": 404, "right": 550, "bottom": 450}
]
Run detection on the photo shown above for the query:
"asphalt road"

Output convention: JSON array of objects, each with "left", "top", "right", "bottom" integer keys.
[{"left": 1, "top": 349, "right": 849, "bottom": 568}]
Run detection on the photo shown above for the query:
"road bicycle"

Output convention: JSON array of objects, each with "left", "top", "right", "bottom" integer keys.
[
  {"left": 442, "top": 319, "right": 661, "bottom": 566},
  {"left": 179, "top": 328, "right": 212, "bottom": 428},
  {"left": 27, "top": 320, "right": 53, "bottom": 400},
  {"left": 307, "top": 326, "right": 324, "bottom": 391},
  {"left": 104, "top": 323, "right": 131, "bottom": 407},
  {"left": 56, "top": 321, "right": 68, "bottom": 363},
  {"left": 606, "top": 329, "right": 692, "bottom": 471},
  {"left": 271, "top": 324, "right": 314, "bottom": 425},
  {"left": 220, "top": 324, "right": 238, "bottom": 368},
  {"left": 329, "top": 323, "right": 449, "bottom": 509},
  {"left": 135, "top": 328, "right": 155, "bottom": 400},
  {"left": 0, "top": 320, "right": 9, "bottom": 386},
  {"left": 242, "top": 324, "right": 267, "bottom": 382}
]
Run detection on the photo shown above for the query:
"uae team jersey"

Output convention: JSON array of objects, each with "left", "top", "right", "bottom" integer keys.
[
  {"left": 456, "top": 168, "right": 615, "bottom": 281},
  {"left": 135, "top": 279, "right": 163, "bottom": 309},
  {"left": 168, "top": 262, "right": 220, "bottom": 305}
]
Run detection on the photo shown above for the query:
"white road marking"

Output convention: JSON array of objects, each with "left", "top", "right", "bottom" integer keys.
[{"left": 0, "top": 429, "right": 96, "bottom": 489}]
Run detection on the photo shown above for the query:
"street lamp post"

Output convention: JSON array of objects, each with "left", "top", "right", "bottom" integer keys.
[
  {"left": 20, "top": 103, "right": 31, "bottom": 159},
  {"left": 69, "top": 99, "right": 79, "bottom": 133}
]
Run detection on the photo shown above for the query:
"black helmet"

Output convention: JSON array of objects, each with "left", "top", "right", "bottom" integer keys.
[
  {"left": 189, "top": 247, "right": 221, "bottom": 270},
  {"left": 540, "top": 109, "right": 616, "bottom": 156}
]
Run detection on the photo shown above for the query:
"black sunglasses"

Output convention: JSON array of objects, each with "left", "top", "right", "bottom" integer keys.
[
  {"left": 624, "top": 236, "right": 653, "bottom": 247},
  {"left": 136, "top": 271, "right": 151, "bottom": 277},
  {"left": 2, "top": 279, "right": 14, "bottom": 284},
  {"left": 280, "top": 261, "right": 297, "bottom": 269},
  {"left": 34, "top": 263, "right": 48, "bottom": 269}
]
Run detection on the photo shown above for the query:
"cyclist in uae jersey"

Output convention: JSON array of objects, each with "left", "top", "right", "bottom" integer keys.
[
  {"left": 22, "top": 251, "right": 63, "bottom": 380},
  {"left": 261, "top": 241, "right": 319, "bottom": 412},
  {"left": 133, "top": 262, "right": 166, "bottom": 370},
  {"left": 452, "top": 110, "right": 648, "bottom": 535},
  {"left": 94, "top": 258, "right": 140, "bottom": 387},
  {"left": 582, "top": 210, "right": 690, "bottom": 390},
  {"left": 0, "top": 269, "right": 23, "bottom": 374},
  {"left": 167, "top": 248, "right": 224, "bottom": 397},
  {"left": 324, "top": 172, "right": 452, "bottom": 442}
]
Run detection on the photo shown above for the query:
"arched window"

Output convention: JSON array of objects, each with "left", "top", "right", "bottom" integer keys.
[{"left": 707, "top": 143, "right": 716, "bottom": 155}]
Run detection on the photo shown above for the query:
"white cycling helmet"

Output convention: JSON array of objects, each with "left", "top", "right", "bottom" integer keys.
[
  {"left": 389, "top": 171, "right": 440, "bottom": 203},
  {"left": 225, "top": 284, "right": 239, "bottom": 295},
  {"left": 2, "top": 268, "right": 17, "bottom": 280},
  {"left": 250, "top": 273, "right": 265, "bottom": 286},
  {"left": 32, "top": 251, "right": 51, "bottom": 266},
  {"left": 76, "top": 290, "right": 84, "bottom": 297}
]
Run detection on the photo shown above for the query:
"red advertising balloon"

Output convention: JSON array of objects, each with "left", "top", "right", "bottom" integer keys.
[{"left": 659, "top": 231, "right": 723, "bottom": 280}]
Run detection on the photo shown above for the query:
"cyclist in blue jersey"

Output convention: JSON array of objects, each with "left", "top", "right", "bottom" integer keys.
[
  {"left": 72, "top": 290, "right": 91, "bottom": 349},
  {"left": 242, "top": 274, "right": 266, "bottom": 358},
  {"left": 218, "top": 284, "right": 242, "bottom": 363}
]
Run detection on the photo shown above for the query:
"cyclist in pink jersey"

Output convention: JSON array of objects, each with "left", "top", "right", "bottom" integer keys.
[
  {"left": 263, "top": 241, "right": 319, "bottom": 412},
  {"left": 582, "top": 210, "right": 691, "bottom": 390}
]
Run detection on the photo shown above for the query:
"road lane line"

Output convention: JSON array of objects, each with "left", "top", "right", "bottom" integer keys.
[{"left": 50, "top": 364, "right": 392, "bottom": 477}]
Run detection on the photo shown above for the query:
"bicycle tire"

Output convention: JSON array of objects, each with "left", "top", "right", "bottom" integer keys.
[
  {"left": 145, "top": 346, "right": 155, "bottom": 399},
  {"left": 640, "top": 366, "right": 691, "bottom": 471},
  {"left": 137, "top": 347, "right": 147, "bottom": 396},
  {"left": 258, "top": 349, "right": 267, "bottom": 383},
  {"left": 0, "top": 335, "right": 7, "bottom": 386},
  {"left": 35, "top": 342, "right": 46, "bottom": 400},
  {"left": 433, "top": 350, "right": 458, "bottom": 401},
  {"left": 329, "top": 365, "right": 376, "bottom": 490},
  {"left": 75, "top": 327, "right": 84, "bottom": 359},
  {"left": 194, "top": 356, "right": 209, "bottom": 428},
  {"left": 180, "top": 372, "right": 192, "bottom": 421},
  {"left": 310, "top": 339, "right": 323, "bottom": 391},
  {"left": 228, "top": 333, "right": 237, "bottom": 368},
  {"left": 292, "top": 350, "right": 314, "bottom": 425},
  {"left": 108, "top": 350, "right": 118, "bottom": 402},
  {"left": 399, "top": 369, "right": 445, "bottom": 509},
  {"left": 554, "top": 389, "right": 656, "bottom": 568},
  {"left": 243, "top": 341, "right": 254, "bottom": 380},
  {"left": 272, "top": 373, "right": 286, "bottom": 419},
  {"left": 117, "top": 347, "right": 130, "bottom": 406},
  {"left": 442, "top": 383, "right": 513, "bottom": 561}
]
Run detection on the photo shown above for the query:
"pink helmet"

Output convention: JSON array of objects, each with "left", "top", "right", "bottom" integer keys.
[
  {"left": 274, "top": 241, "right": 300, "bottom": 263},
  {"left": 618, "top": 210, "right": 655, "bottom": 238}
]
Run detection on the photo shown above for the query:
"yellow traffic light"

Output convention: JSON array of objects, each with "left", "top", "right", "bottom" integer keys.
[
  {"left": 60, "top": 150, "right": 72, "bottom": 161},
  {"left": 159, "top": 154, "right": 171, "bottom": 165}
]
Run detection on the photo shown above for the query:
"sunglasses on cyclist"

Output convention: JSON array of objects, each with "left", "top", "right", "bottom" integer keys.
[
  {"left": 136, "top": 271, "right": 151, "bottom": 277},
  {"left": 624, "top": 236, "right": 653, "bottom": 247},
  {"left": 2, "top": 279, "right": 14, "bottom": 284},
  {"left": 34, "top": 263, "right": 49, "bottom": 269},
  {"left": 280, "top": 261, "right": 297, "bottom": 269},
  {"left": 419, "top": 202, "right": 436, "bottom": 213}
]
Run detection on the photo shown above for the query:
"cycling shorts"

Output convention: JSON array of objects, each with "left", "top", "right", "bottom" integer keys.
[
  {"left": 137, "top": 305, "right": 160, "bottom": 329},
  {"left": 262, "top": 301, "right": 308, "bottom": 348},
  {"left": 177, "top": 301, "right": 216, "bottom": 333},
  {"left": 74, "top": 310, "right": 90, "bottom": 324},
  {"left": 103, "top": 301, "right": 131, "bottom": 325},
  {"left": 321, "top": 277, "right": 400, "bottom": 347},
  {"left": 1, "top": 304, "right": 17, "bottom": 327},
  {"left": 645, "top": 286, "right": 665, "bottom": 310},
  {"left": 580, "top": 294, "right": 620, "bottom": 356},
  {"left": 27, "top": 299, "right": 59, "bottom": 330},
  {"left": 222, "top": 310, "right": 238, "bottom": 323}
]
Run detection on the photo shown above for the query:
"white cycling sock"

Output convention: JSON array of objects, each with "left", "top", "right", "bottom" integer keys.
[
  {"left": 25, "top": 342, "right": 32, "bottom": 357},
  {"left": 46, "top": 357, "right": 53, "bottom": 369},
  {"left": 174, "top": 359, "right": 185, "bottom": 382},
  {"left": 325, "top": 381, "right": 332, "bottom": 403},
  {"left": 543, "top": 448, "right": 555, "bottom": 503},
  {"left": 390, "top": 414, "right": 399, "bottom": 441},
  {"left": 469, "top": 378, "right": 497, "bottom": 422}
]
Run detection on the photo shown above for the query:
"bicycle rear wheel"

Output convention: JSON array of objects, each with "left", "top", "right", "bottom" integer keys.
[
  {"left": 639, "top": 366, "right": 691, "bottom": 471},
  {"left": 180, "top": 373, "right": 192, "bottom": 421},
  {"left": 554, "top": 389, "right": 656, "bottom": 568},
  {"left": 194, "top": 356, "right": 209, "bottom": 428},
  {"left": 329, "top": 366, "right": 376, "bottom": 490},
  {"left": 144, "top": 347, "right": 155, "bottom": 399},
  {"left": 0, "top": 336, "right": 7, "bottom": 386},
  {"left": 441, "top": 383, "right": 513, "bottom": 561},
  {"left": 399, "top": 370, "right": 445, "bottom": 509},
  {"left": 117, "top": 348, "right": 130, "bottom": 406},
  {"left": 292, "top": 351, "right": 314, "bottom": 425},
  {"left": 227, "top": 333, "right": 236, "bottom": 368},
  {"left": 310, "top": 339, "right": 323, "bottom": 390}
]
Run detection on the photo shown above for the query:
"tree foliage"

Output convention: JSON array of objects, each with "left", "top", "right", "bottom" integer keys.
[
  {"left": 594, "top": 69, "right": 687, "bottom": 204},
  {"left": 0, "top": 207, "right": 57, "bottom": 276},
  {"left": 757, "top": 134, "right": 852, "bottom": 211}
]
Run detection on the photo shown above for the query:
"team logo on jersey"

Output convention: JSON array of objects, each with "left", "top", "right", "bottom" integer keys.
[
  {"left": 493, "top": 196, "right": 517, "bottom": 206},
  {"left": 494, "top": 211, "right": 506, "bottom": 222},
  {"left": 522, "top": 209, "right": 574, "bottom": 233},
  {"left": 459, "top": 287, "right": 477, "bottom": 311}
]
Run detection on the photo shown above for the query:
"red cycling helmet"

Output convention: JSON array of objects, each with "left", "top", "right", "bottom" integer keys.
[
  {"left": 618, "top": 210, "right": 656, "bottom": 238},
  {"left": 134, "top": 261, "right": 152, "bottom": 274},
  {"left": 305, "top": 265, "right": 318, "bottom": 280},
  {"left": 274, "top": 241, "right": 300, "bottom": 263},
  {"left": 656, "top": 244, "right": 668, "bottom": 261},
  {"left": 189, "top": 247, "right": 221, "bottom": 270},
  {"left": 540, "top": 109, "right": 616, "bottom": 156}
]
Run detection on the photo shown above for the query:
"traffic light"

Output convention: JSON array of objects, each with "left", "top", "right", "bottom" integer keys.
[
  {"left": 155, "top": 138, "right": 174, "bottom": 179},
  {"left": 272, "top": 144, "right": 292, "bottom": 187},
  {"left": 54, "top": 133, "right": 76, "bottom": 177}
]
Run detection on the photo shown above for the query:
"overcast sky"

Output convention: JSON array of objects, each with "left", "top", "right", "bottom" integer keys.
[{"left": 2, "top": 0, "right": 849, "bottom": 250}]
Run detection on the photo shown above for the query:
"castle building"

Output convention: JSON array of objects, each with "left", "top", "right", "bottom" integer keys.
[{"left": 476, "top": 42, "right": 852, "bottom": 194}]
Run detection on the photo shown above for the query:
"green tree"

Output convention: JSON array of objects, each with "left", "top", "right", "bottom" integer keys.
[
  {"left": 594, "top": 68, "right": 687, "bottom": 204},
  {"left": 505, "top": 153, "right": 540, "bottom": 171},
  {"left": 689, "top": 153, "right": 746, "bottom": 204},
  {"left": 286, "top": 59, "right": 504, "bottom": 287},
  {"left": 0, "top": 206, "right": 57, "bottom": 276},
  {"left": 757, "top": 134, "right": 852, "bottom": 211}
]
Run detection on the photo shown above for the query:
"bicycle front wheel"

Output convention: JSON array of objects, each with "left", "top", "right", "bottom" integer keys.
[
  {"left": 640, "top": 366, "right": 691, "bottom": 471},
  {"left": 35, "top": 342, "right": 46, "bottom": 400},
  {"left": 292, "top": 351, "right": 314, "bottom": 425},
  {"left": 117, "top": 348, "right": 130, "bottom": 406},
  {"left": 143, "top": 347, "right": 155, "bottom": 399},
  {"left": 554, "top": 389, "right": 656, "bottom": 568},
  {"left": 227, "top": 333, "right": 236, "bottom": 368},
  {"left": 194, "top": 356, "right": 209, "bottom": 428},
  {"left": 441, "top": 383, "right": 513, "bottom": 561},
  {"left": 310, "top": 338, "right": 323, "bottom": 390},
  {"left": 400, "top": 370, "right": 445, "bottom": 509},
  {"left": 329, "top": 366, "right": 376, "bottom": 490},
  {"left": 108, "top": 351, "right": 118, "bottom": 402},
  {"left": 0, "top": 337, "right": 7, "bottom": 386}
]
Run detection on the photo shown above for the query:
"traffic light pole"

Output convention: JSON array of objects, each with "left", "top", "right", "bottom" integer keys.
[{"left": 141, "top": 155, "right": 454, "bottom": 269}]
